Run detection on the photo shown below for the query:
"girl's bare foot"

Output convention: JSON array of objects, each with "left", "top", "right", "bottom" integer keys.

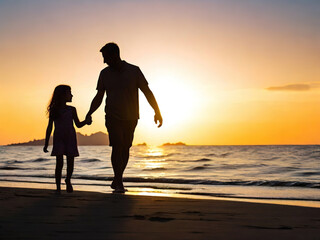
[{"left": 65, "top": 179, "right": 73, "bottom": 193}]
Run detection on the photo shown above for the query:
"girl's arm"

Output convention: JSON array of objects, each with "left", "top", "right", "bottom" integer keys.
[
  {"left": 43, "top": 118, "right": 53, "bottom": 153},
  {"left": 72, "top": 107, "right": 87, "bottom": 128}
]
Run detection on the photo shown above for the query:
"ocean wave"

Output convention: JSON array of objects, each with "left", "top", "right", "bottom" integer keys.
[
  {"left": 219, "top": 153, "right": 231, "bottom": 157},
  {"left": 142, "top": 167, "right": 168, "bottom": 171},
  {"left": 76, "top": 178, "right": 315, "bottom": 188},
  {"left": 301, "top": 150, "right": 320, "bottom": 157},
  {"left": 210, "top": 164, "right": 267, "bottom": 170},
  {"left": 81, "top": 158, "right": 102, "bottom": 163},
  {"left": 264, "top": 166, "right": 301, "bottom": 174},
  {"left": 0, "top": 167, "right": 21, "bottom": 170},
  {"left": 182, "top": 192, "right": 320, "bottom": 202},
  {"left": 1, "top": 178, "right": 319, "bottom": 202},
  {"left": 296, "top": 171, "right": 320, "bottom": 176},
  {"left": 261, "top": 157, "right": 280, "bottom": 161},
  {"left": 190, "top": 166, "right": 206, "bottom": 171},
  {"left": 164, "top": 158, "right": 212, "bottom": 163},
  {"left": 31, "top": 158, "right": 50, "bottom": 162},
  {"left": 2, "top": 175, "right": 318, "bottom": 189},
  {"left": 189, "top": 165, "right": 211, "bottom": 171},
  {"left": 6, "top": 160, "right": 23, "bottom": 164},
  {"left": 193, "top": 158, "right": 212, "bottom": 162},
  {"left": 138, "top": 153, "right": 176, "bottom": 159},
  {"left": 205, "top": 153, "right": 231, "bottom": 158},
  {"left": 0, "top": 167, "right": 48, "bottom": 171}
]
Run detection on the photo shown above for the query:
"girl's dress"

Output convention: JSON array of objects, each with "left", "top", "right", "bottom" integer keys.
[{"left": 51, "top": 106, "right": 79, "bottom": 157}]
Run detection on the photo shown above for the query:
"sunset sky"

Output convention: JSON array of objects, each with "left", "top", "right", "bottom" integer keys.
[{"left": 0, "top": 0, "right": 320, "bottom": 145}]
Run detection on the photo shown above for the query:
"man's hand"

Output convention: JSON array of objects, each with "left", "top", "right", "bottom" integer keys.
[
  {"left": 154, "top": 113, "right": 163, "bottom": 128},
  {"left": 85, "top": 114, "right": 92, "bottom": 125}
]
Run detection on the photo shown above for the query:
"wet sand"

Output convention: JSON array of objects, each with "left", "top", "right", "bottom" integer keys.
[{"left": 1, "top": 187, "right": 320, "bottom": 240}]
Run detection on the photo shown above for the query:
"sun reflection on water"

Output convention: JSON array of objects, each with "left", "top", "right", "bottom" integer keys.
[
  {"left": 127, "top": 188, "right": 172, "bottom": 197},
  {"left": 136, "top": 146, "right": 168, "bottom": 177},
  {"left": 145, "top": 147, "right": 165, "bottom": 158}
]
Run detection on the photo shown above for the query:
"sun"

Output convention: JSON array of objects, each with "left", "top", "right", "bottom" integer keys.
[{"left": 140, "top": 71, "right": 199, "bottom": 128}]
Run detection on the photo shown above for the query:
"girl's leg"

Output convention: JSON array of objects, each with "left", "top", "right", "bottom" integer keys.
[
  {"left": 66, "top": 156, "right": 74, "bottom": 181},
  {"left": 65, "top": 156, "right": 74, "bottom": 193},
  {"left": 55, "top": 155, "right": 63, "bottom": 191}
]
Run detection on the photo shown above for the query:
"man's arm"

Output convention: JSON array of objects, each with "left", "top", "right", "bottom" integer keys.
[
  {"left": 86, "top": 90, "right": 105, "bottom": 122},
  {"left": 140, "top": 85, "right": 163, "bottom": 127}
]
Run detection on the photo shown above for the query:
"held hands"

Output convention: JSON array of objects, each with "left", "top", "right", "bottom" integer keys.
[
  {"left": 85, "top": 114, "right": 92, "bottom": 125},
  {"left": 154, "top": 112, "right": 163, "bottom": 128}
]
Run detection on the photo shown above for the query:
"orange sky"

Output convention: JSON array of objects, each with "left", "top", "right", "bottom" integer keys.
[{"left": 0, "top": 1, "right": 320, "bottom": 145}]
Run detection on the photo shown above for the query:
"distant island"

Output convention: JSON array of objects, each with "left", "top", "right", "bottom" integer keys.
[
  {"left": 7, "top": 134, "right": 187, "bottom": 147},
  {"left": 8, "top": 132, "right": 109, "bottom": 146},
  {"left": 161, "top": 142, "right": 186, "bottom": 146},
  {"left": 136, "top": 142, "right": 147, "bottom": 146}
]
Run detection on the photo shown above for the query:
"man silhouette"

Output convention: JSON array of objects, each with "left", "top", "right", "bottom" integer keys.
[{"left": 86, "top": 42, "right": 162, "bottom": 193}]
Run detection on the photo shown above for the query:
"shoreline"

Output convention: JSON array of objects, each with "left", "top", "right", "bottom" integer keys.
[
  {"left": 1, "top": 186, "right": 320, "bottom": 239},
  {"left": 1, "top": 180, "right": 319, "bottom": 208}
]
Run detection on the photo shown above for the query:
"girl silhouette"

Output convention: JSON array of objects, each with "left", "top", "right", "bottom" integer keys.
[{"left": 44, "top": 85, "right": 90, "bottom": 193}]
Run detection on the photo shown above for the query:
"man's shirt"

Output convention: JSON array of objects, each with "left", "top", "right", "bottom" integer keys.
[{"left": 96, "top": 61, "right": 148, "bottom": 120}]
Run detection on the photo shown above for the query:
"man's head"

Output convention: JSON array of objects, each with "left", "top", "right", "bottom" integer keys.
[{"left": 100, "top": 42, "right": 121, "bottom": 67}]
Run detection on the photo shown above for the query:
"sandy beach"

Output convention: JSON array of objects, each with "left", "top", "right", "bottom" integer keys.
[{"left": 1, "top": 187, "right": 320, "bottom": 240}]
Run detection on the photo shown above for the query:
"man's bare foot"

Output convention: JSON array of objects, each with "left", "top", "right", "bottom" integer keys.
[
  {"left": 111, "top": 179, "right": 127, "bottom": 192},
  {"left": 65, "top": 179, "right": 73, "bottom": 193},
  {"left": 111, "top": 179, "right": 124, "bottom": 189},
  {"left": 113, "top": 187, "right": 126, "bottom": 193}
]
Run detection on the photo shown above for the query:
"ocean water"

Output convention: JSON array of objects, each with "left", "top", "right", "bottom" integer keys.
[{"left": 0, "top": 145, "right": 319, "bottom": 207}]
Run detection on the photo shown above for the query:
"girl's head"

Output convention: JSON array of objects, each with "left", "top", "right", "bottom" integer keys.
[{"left": 47, "top": 85, "right": 72, "bottom": 119}]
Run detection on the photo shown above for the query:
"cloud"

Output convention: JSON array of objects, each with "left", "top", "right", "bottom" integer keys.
[{"left": 266, "top": 83, "right": 320, "bottom": 92}]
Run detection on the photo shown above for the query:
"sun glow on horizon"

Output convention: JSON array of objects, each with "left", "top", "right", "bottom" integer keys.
[
  {"left": 142, "top": 69, "right": 201, "bottom": 121},
  {"left": 133, "top": 146, "right": 168, "bottom": 178},
  {"left": 0, "top": 1, "right": 320, "bottom": 145}
]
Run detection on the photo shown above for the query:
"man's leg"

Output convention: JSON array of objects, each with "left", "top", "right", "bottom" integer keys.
[
  {"left": 108, "top": 118, "right": 137, "bottom": 192},
  {"left": 111, "top": 146, "right": 125, "bottom": 190},
  {"left": 121, "top": 147, "right": 130, "bottom": 175},
  {"left": 117, "top": 119, "right": 136, "bottom": 186}
]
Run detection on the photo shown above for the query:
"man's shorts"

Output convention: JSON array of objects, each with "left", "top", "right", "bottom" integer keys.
[{"left": 105, "top": 115, "right": 138, "bottom": 148}]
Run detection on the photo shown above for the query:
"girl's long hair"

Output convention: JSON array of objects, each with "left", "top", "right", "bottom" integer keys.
[{"left": 46, "top": 85, "right": 71, "bottom": 119}]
